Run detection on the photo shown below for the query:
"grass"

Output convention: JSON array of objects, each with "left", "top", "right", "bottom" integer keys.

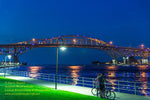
[{"left": 0, "top": 76, "right": 107, "bottom": 100}]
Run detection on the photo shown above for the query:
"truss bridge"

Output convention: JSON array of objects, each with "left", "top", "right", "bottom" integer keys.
[{"left": 0, "top": 35, "right": 149, "bottom": 65}]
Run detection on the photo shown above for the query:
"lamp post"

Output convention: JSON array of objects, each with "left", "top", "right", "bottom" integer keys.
[
  {"left": 55, "top": 47, "right": 58, "bottom": 90},
  {"left": 4, "top": 55, "right": 12, "bottom": 77},
  {"left": 55, "top": 46, "right": 66, "bottom": 90},
  {"left": 8, "top": 55, "right": 12, "bottom": 65},
  {"left": 4, "top": 55, "right": 6, "bottom": 77}
]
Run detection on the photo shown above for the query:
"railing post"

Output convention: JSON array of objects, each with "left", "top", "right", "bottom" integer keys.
[
  {"left": 43, "top": 73, "right": 45, "bottom": 80},
  {"left": 19, "top": 71, "right": 21, "bottom": 76},
  {"left": 29, "top": 72, "right": 31, "bottom": 78},
  {"left": 23, "top": 71, "right": 26, "bottom": 77},
  {"left": 82, "top": 77, "right": 84, "bottom": 87},
  {"left": 59, "top": 75, "right": 61, "bottom": 83},
  {"left": 48, "top": 74, "right": 50, "bottom": 81},
  {"left": 24, "top": 71, "right": 26, "bottom": 77},
  {"left": 93, "top": 78, "right": 95, "bottom": 88},
  {"left": 66, "top": 76, "right": 68, "bottom": 84},
  {"left": 22, "top": 71, "right": 23, "bottom": 76},
  {"left": 20, "top": 71, "right": 21, "bottom": 76},
  {"left": 18, "top": 71, "right": 20, "bottom": 76},
  {"left": 40, "top": 73, "right": 42, "bottom": 79},
  {"left": 26, "top": 72, "right": 28, "bottom": 77},
  {"left": 23, "top": 71, "right": 24, "bottom": 76},
  {"left": 24, "top": 71, "right": 25, "bottom": 77},
  {"left": 118, "top": 81, "right": 120, "bottom": 92},
  {"left": 134, "top": 82, "right": 136, "bottom": 95},
  {"left": 17, "top": 71, "right": 19, "bottom": 76},
  {"left": 39, "top": 73, "right": 42, "bottom": 79},
  {"left": 53, "top": 74, "right": 55, "bottom": 82},
  {"left": 27, "top": 72, "right": 29, "bottom": 77}
]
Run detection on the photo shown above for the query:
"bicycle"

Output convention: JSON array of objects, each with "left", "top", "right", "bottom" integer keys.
[{"left": 91, "top": 86, "right": 116, "bottom": 100}]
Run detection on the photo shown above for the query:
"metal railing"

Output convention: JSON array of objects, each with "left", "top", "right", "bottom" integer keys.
[{"left": 1, "top": 69, "right": 150, "bottom": 97}]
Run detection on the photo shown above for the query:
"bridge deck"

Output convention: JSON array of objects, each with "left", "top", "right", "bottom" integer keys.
[{"left": 0, "top": 73, "right": 149, "bottom": 100}]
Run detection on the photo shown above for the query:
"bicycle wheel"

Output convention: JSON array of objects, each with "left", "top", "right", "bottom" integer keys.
[
  {"left": 105, "top": 90, "right": 111, "bottom": 98},
  {"left": 91, "top": 88, "right": 99, "bottom": 96},
  {"left": 106, "top": 90, "right": 116, "bottom": 100}
]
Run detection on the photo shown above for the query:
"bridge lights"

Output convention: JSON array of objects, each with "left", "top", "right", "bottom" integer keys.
[
  {"left": 32, "top": 38, "right": 36, "bottom": 42},
  {"left": 141, "top": 44, "right": 144, "bottom": 49},
  {"left": 109, "top": 41, "right": 113, "bottom": 45},
  {"left": 73, "top": 39, "right": 76, "bottom": 43}
]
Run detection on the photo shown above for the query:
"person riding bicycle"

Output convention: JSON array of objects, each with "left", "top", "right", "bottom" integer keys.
[
  {"left": 98, "top": 73, "right": 105, "bottom": 98},
  {"left": 95, "top": 74, "right": 100, "bottom": 96}
]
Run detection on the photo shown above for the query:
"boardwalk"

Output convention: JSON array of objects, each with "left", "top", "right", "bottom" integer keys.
[{"left": 0, "top": 73, "right": 150, "bottom": 100}]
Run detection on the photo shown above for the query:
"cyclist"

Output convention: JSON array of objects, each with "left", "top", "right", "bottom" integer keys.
[
  {"left": 95, "top": 74, "right": 100, "bottom": 96},
  {"left": 98, "top": 73, "right": 105, "bottom": 98}
]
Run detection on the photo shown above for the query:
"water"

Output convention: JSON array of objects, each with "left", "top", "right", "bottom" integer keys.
[
  {"left": 13, "top": 65, "right": 150, "bottom": 82},
  {"left": 9, "top": 64, "right": 150, "bottom": 96}
]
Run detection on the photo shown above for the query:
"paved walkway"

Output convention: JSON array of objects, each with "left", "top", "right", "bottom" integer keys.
[{"left": 0, "top": 73, "right": 150, "bottom": 100}]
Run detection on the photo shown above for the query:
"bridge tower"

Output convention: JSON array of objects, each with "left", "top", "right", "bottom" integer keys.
[
  {"left": 126, "top": 56, "right": 129, "bottom": 64},
  {"left": 112, "top": 58, "right": 118, "bottom": 65},
  {"left": 123, "top": 57, "right": 125, "bottom": 64},
  {"left": 105, "top": 50, "right": 120, "bottom": 65}
]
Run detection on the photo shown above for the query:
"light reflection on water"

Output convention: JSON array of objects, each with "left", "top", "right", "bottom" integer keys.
[
  {"left": 107, "top": 66, "right": 117, "bottom": 90},
  {"left": 69, "top": 66, "right": 81, "bottom": 85},
  {"left": 137, "top": 66, "right": 148, "bottom": 96},
  {"left": 28, "top": 66, "right": 42, "bottom": 78}
]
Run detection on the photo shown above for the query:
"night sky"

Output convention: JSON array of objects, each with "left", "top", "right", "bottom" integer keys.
[{"left": 0, "top": 0, "right": 150, "bottom": 64}]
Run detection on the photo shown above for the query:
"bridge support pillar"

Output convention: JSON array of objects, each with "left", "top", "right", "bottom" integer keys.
[
  {"left": 141, "top": 59, "right": 148, "bottom": 64},
  {"left": 123, "top": 57, "right": 126, "bottom": 64},
  {"left": 112, "top": 59, "right": 117, "bottom": 65},
  {"left": 123, "top": 57, "right": 129, "bottom": 64},
  {"left": 126, "top": 57, "right": 129, "bottom": 64}
]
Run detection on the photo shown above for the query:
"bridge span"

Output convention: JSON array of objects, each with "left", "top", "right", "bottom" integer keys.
[{"left": 0, "top": 35, "right": 149, "bottom": 64}]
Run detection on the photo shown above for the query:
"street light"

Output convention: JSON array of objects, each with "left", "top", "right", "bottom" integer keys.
[
  {"left": 8, "top": 55, "right": 12, "bottom": 65},
  {"left": 60, "top": 46, "right": 66, "bottom": 51},
  {"left": 4, "top": 55, "right": 12, "bottom": 77},
  {"left": 55, "top": 46, "right": 66, "bottom": 90}
]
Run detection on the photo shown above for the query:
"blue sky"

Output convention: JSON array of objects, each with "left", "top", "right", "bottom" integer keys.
[{"left": 0, "top": 0, "right": 150, "bottom": 64}]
